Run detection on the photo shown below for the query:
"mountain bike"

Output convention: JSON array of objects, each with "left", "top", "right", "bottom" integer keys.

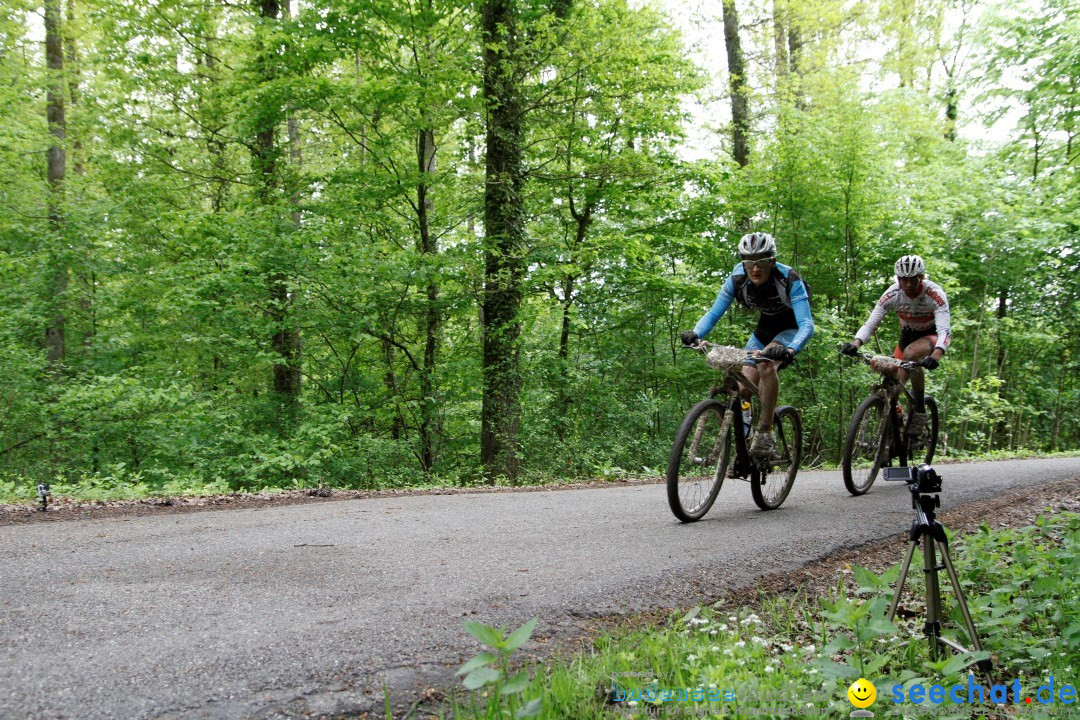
[
  {"left": 667, "top": 342, "right": 803, "bottom": 521},
  {"left": 840, "top": 351, "right": 939, "bottom": 496}
]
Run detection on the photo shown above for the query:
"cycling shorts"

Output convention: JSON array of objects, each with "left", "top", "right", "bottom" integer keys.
[
  {"left": 893, "top": 327, "right": 937, "bottom": 360},
  {"left": 745, "top": 327, "right": 798, "bottom": 369}
]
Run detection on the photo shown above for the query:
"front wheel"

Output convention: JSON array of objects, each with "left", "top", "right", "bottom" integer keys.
[
  {"left": 667, "top": 399, "right": 733, "bottom": 522},
  {"left": 751, "top": 405, "right": 801, "bottom": 510},
  {"left": 907, "top": 395, "right": 939, "bottom": 464},
  {"left": 842, "top": 395, "right": 889, "bottom": 496}
]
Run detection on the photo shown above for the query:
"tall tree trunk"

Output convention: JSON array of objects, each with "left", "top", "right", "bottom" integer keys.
[
  {"left": 481, "top": 0, "right": 525, "bottom": 485},
  {"left": 944, "top": 85, "right": 958, "bottom": 141},
  {"left": 787, "top": 24, "right": 805, "bottom": 109},
  {"left": 956, "top": 275, "right": 991, "bottom": 453},
  {"left": 253, "top": 0, "right": 300, "bottom": 401},
  {"left": 64, "top": 0, "right": 83, "bottom": 177},
  {"left": 722, "top": 0, "right": 749, "bottom": 168},
  {"left": 381, "top": 338, "right": 404, "bottom": 440},
  {"left": 773, "top": 0, "right": 788, "bottom": 84},
  {"left": 417, "top": 128, "right": 439, "bottom": 473},
  {"left": 896, "top": 0, "right": 916, "bottom": 88},
  {"left": 1049, "top": 363, "right": 1065, "bottom": 451},
  {"left": 66, "top": 0, "right": 94, "bottom": 353},
  {"left": 45, "top": 0, "right": 67, "bottom": 370},
  {"left": 993, "top": 287, "right": 1008, "bottom": 449},
  {"left": 281, "top": 0, "right": 303, "bottom": 396}
]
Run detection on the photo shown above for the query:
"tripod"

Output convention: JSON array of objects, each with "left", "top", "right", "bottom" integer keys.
[{"left": 887, "top": 486, "right": 993, "bottom": 673}]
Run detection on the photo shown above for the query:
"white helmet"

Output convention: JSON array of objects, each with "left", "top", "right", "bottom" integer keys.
[
  {"left": 738, "top": 232, "right": 776, "bottom": 258},
  {"left": 894, "top": 254, "right": 925, "bottom": 277}
]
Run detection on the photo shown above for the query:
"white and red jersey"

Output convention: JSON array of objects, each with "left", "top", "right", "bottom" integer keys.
[{"left": 855, "top": 279, "right": 952, "bottom": 351}]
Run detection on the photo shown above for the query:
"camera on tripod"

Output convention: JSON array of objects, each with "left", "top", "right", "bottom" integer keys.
[{"left": 882, "top": 463, "right": 942, "bottom": 494}]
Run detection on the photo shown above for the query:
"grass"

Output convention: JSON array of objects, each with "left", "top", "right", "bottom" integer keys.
[{"left": 444, "top": 510, "right": 1080, "bottom": 719}]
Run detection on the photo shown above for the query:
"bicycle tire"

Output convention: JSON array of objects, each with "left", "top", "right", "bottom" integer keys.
[
  {"left": 667, "top": 399, "right": 732, "bottom": 522},
  {"left": 751, "top": 405, "right": 801, "bottom": 510},
  {"left": 842, "top": 395, "right": 889, "bottom": 496},
  {"left": 907, "top": 395, "right": 939, "bottom": 465}
]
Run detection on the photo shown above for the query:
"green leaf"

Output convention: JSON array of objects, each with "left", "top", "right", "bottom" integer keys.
[
  {"left": 500, "top": 670, "right": 530, "bottom": 695},
  {"left": 861, "top": 615, "right": 899, "bottom": 638},
  {"left": 821, "top": 635, "right": 855, "bottom": 655},
  {"left": 456, "top": 652, "right": 498, "bottom": 676},
  {"left": 515, "top": 698, "right": 543, "bottom": 718},
  {"left": 814, "top": 659, "right": 861, "bottom": 681},
  {"left": 940, "top": 651, "right": 991, "bottom": 676},
  {"left": 462, "top": 667, "right": 501, "bottom": 690},
  {"left": 504, "top": 618, "right": 538, "bottom": 652},
  {"left": 853, "top": 565, "right": 885, "bottom": 592},
  {"left": 680, "top": 606, "right": 702, "bottom": 624},
  {"left": 464, "top": 620, "right": 505, "bottom": 650}
]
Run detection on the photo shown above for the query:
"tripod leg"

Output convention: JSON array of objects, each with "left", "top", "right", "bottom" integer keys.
[
  {"left": 888, "top": 540, "right": 918, "bottom": 621},
  {"left": 923, "top": 537, "right": 943, "bottom": 660},
  {"left": 939, "top": 544, "right": 993, "bottom": 673}
]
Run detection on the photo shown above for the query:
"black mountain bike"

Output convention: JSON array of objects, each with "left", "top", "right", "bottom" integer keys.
[
  {"left": 840, "top": 351, "right": 939, "bottom": 496},
  {"left": 667, "top": 342, "right": 802, "bottom": 521}
]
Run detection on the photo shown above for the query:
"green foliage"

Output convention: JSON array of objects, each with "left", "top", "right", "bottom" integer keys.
[
  {"left": 0, "top": 0, "right": 1076, "bottom": 498},
  {"left": 456, "top": 618, "right": 542, "bottom": 718},
  {"left": 442, "top": 513, "right": 1079, "bottom": 719}
]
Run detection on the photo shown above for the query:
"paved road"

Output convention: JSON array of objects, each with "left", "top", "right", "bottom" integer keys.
[{"left": 1, "top": 457, "right": 1078, "bottom": 719}]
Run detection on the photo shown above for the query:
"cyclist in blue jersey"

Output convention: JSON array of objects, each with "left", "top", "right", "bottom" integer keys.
[{"left": 681, "top": 232, "right": 815, "bottom": 460}]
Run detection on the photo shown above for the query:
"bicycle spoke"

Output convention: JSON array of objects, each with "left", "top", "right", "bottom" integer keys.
[
  {"left": 752, "top": 406, "right": 800, "bottom": 510},
  {"left": 667, "top": 401, "right": 732, "bottom": 521},
  {"left": 843, "top": 395, "right": 888, "bottom": 495}
]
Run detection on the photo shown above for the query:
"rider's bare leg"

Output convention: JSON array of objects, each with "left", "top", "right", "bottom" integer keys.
[
  {"left": 740, "top": 363, "right": 775, "bottom": 428},
  {"left": 740, "top": 364, "right": 759, "bottom": 408},
  {"left": 900, "top": 338, "right": 934, "bottom": 412},
  {"left": 754, "top": 345, "right": 782, "bottom": 431}
]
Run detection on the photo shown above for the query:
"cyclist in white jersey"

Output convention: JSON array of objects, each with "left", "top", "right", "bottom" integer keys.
[{"left": 840, "top": 255, "right": 950, "bottom": 439}]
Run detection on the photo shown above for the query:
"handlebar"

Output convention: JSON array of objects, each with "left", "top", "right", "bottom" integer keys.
[
  {"left": 839, "top": 347, "right": 925, "bottom": 372},
  {"left": 682, "top": 341, "right": 778, "bottom": 366}
]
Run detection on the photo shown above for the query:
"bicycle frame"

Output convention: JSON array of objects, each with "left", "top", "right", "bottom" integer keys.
[
  {"left": 705, "top": 357, "right": 768, "bottom": 477},
  {"left": 861, "top": 354, "right": 922, "bottom": 467}
]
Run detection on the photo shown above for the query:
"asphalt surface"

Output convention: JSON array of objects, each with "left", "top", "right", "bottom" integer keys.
[{"left": 1, "top": 457, "right": 1078, "bottom": 719}]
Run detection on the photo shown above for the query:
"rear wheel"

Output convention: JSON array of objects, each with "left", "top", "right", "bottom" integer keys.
[
  {"left": 751, "top": 405, "right": 801, "bottom": 510},
  {"left": 842, "top": 395, "right": 889, "bottom": 496},
  {"left": 666, "top": 399, "right": 733, "bottom": 522}
]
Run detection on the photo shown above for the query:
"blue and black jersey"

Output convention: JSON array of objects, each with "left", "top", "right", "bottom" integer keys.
[{"left": 692, "top": 262, "right": 814, "bottom": 352}]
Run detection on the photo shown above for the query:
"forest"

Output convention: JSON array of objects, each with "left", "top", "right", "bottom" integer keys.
[{"left": 0, "top": 0, "right": 1076, "bottom": 497}]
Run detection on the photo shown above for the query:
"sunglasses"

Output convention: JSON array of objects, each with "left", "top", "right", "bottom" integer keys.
[{"left": 742, "top": 257, "right": 775, "bottom": 270}]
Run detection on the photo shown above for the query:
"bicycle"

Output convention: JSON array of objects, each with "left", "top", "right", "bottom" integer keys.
[
  {"left": 667, "top": 342, "right": 803, "bottom": 521},
  {"left": 840, "top": 350, "right": 939, "bottom": 496}
]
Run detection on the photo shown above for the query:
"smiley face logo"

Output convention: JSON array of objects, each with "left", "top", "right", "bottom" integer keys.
[{"left": 847, "top": 678, "right": 876, "bottom": 709}]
